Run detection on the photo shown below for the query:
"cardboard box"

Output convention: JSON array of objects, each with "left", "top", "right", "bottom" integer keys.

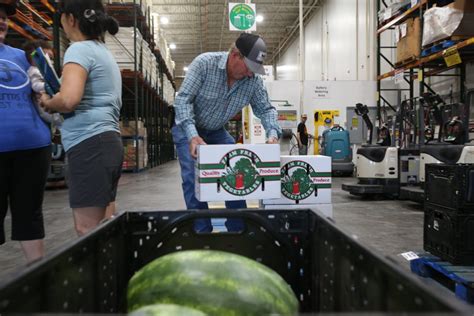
[
  {"left": 396, "top": 17, "right": 421, "bottom": 63},
  {"left": 120, "top": 121, "right": 147, "bottom": 137},
  {"left": 196, "top": 144, "right": 281, "bottom": 202},
  {"left": 122, "top": 137, "right": 147, "bottom": 170},
  {"left": 262, "top": 155, "right": 332, "bottom": 205}
]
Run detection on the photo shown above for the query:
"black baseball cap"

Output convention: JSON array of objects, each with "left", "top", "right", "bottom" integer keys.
[
  {"left": 0, "top": 0, "right": 17, "bottom": 16},
  {"left": 235, "top": 33, "right": 267, "bottom": 75}
]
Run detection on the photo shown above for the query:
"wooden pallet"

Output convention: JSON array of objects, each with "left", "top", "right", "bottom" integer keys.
[
  {"left": 395, "top": 55, "right": 418, "bottom": 68},
  {"left": 411, "top": 254, "right": 474, "bottom": 304}
]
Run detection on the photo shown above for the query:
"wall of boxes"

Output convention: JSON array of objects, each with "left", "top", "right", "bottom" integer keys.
[{"left": 102, "top": 0, "right": 176, "bottom": 171}]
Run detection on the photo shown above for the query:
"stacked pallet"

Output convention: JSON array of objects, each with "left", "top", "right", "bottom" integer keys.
[
  {"left": 154, "top": 29, "right": 175, "bottom": 74},
  {"left": 105, "top": 27, "right": 143, "bottom": 71},
  {"left": 120, "top": 120, "right": 148, "bottom": 171},
  {"left": 162, "top": 77, "right": 173, "bottom": 104}
]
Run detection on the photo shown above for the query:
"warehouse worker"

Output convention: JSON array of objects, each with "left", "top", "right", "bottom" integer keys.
[
  {"left": 172, "top": 33, "right": 282, "bottom": 232},
  {"left": 0, "top": 1, "right": 51, "bottom": 263},
  {"left": 40, "top": 0, "right": 123, "bottom": 236},
  {"left": 297, "top": 114, "right": 309, "bottom": 155}
]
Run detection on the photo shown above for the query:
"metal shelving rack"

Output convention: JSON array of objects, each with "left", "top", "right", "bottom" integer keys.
[
  {"left": 6, "top": 0, "right": 176, "bottom": 169},
  {"left": 6, "top": 0, "right": 55, "bottom": 44},
  {"left": 106, "top": 1, "right": 176, "bottom": 171},
  {"left": 5, "top": 1, "right": 175, "bottom": 172},
  {"left": 376, "top": 0, "right": 474, "bottom": 146}
]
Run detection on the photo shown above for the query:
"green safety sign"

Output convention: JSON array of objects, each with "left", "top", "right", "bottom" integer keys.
[{"left": 229, "top": 3, "right": 256, "bottom": 31}]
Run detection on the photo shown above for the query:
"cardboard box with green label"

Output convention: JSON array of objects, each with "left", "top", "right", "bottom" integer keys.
[
  {"left": 262, "top": 155, "right": 332, "bottom": 205},
  {"left": 196, "top": 144, "right": 281, "bottom": 201}
]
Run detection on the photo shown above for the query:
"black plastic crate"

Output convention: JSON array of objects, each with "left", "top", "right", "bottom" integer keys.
[
  {"left": 425, "top": 164, "right": 474, "bottom": 212},
  {"left": 424, "top": 203, "right": 474, "bottom": 265},
  {"left": 0, "top": 209, "right": 470, "bottom": 314}
]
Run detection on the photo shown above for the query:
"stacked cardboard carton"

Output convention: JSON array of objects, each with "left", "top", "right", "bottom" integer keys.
[
  {"left": 396, "top": 17, "right": 421, "bottom": 64},
  {"left": 105, "top": 27, "right": 143, "bottom": 71},
  {"left": 120, "top": 120, "right": 148, "bottom": 171},
  {"left": 119, "top": 120, "right": 147, "bottom": 137},
  {"left": 196, "top": 146, "right": 333, "bottom": 213},
  {"left": 163, "top": 77, "right": 175, "bottom": 104},
  {"left": 262, "top": 155, "right": 332, "bottom": 206},
  {"left": 196, "top": 144, "right": 281, "bottom": 202}
]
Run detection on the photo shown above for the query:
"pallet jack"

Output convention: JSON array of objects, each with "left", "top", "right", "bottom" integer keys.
[
  {"left": 400, "top": 92, "right": 474, "bottom": 203},
  {"left": 342, "top": 102, "right": 420, "bottom": 198}
]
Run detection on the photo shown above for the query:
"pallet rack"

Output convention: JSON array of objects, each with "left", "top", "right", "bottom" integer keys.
[
  {"left": 7, "top": 0, "right": 176, "bottom": 172},
  {"left": 6, "top": 0, "right": 55, "bottom": 44},
  {"left": 106, "top": 1, "right": 176, "bottom": 171},
  {"left": 376, "top": 0, "right": 474, "bottom": 145}
]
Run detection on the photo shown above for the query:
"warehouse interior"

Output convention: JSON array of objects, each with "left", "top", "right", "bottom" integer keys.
[{"left": 1, "top": 0, "right": 474, "bottom": 314}]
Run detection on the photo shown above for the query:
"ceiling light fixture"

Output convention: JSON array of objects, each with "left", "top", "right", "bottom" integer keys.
[
  {"left": 183, "top": 66, "right": 189, "bottom": 72},
  {"left": 169, "top": 43, "right": 176, "bottom": 50},
  {"left": 256, "top": 15, "right": 264, "bottom": 23},
  {"left": 160, "top": 16, "right": 169, "bottom": 25}
]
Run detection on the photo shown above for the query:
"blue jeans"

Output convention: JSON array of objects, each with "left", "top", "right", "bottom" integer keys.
[{"left": 172, "top": 125, "right": 246, "bottom": 232}]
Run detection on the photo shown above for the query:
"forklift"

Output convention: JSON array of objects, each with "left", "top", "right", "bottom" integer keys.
[
  {"left": 399, "top": 91, "right": 474, "bottom": 203},
  {"left": 342, "top": 100, "right": 420, "bottom": 198}
]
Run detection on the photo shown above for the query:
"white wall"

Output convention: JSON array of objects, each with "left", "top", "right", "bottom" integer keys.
[
  {"left": 276, "top": 0, "right": 377, "bottom": 81},
  {"left": 275, "top": 40, "right": 299, "bottom": 80},
  {"left": 303, "top": 81, "right": 377, "bottom": 132},
  {"left": 264, "top": 80, "right": 377, "bottom": 153},
  {"left": 265, "top": 80, "right": 376, "bottom": 130}
]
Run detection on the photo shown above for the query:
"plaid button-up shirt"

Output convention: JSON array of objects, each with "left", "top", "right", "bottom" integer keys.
[{"left": 174, "top": 52, "right": 281, "bottom": 141}]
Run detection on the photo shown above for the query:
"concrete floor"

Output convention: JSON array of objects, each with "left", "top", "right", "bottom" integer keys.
[{"left": 0, "top": 160, "right": 425, "bottom": 281}]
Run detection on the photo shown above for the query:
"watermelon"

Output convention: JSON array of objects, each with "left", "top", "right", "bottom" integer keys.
[
  {"left": 129, "top": 304, "right": 207, "bottom": 316},
  {"left": 127, "top": 250, "right": 299, "bottom": 316}
]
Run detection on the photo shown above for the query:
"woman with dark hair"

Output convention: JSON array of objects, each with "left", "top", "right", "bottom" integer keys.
[
  {"left": 0, "top": 1, "right": 51, "bottom": 263},
  {"left": 40, "top": 0, "right": 123, "bottom": 236}
]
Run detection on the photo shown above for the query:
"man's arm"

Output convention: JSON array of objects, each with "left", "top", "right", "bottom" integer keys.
[
  {"left": 249, "top": 77, "right": 282, "bottom": 143},
  {"left": 174, "top": 55, "right": 208, "bottom": 157},
  {"left": 174, "top": 57, "right": 206, "bottom": 140}
]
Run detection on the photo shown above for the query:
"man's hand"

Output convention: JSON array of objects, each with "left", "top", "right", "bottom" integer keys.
[
  {"left": 266, "top": 137, "right": 279, "bottom": 144},
  {"left": 189, "top": 136, "right": 207, "bottom": 159}
]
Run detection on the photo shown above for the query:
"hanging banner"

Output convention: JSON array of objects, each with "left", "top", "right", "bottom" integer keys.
[{"left": 229, "top": 3, "right": 257, "bottom": 31}]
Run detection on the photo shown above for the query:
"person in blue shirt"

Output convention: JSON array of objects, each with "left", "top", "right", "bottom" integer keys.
[
  {"left": 0, "top": 2, "right": 51, "bottom": 263},
  {"left": 173, "top": 33, "right": 282, "bottom": 232},
  {"left": 40, "top": 0, "right": 123, "bottom": 236}
]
